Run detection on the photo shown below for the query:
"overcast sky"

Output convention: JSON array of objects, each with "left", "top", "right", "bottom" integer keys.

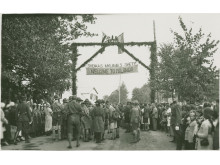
[{"left": 63, "top": 14, "right": 220, "bottom": 99}]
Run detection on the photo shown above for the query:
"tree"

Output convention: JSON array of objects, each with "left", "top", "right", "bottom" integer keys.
[
  {"left": 131, "top": 83, "right": 151, "bottom": 103},
  {"left": 107, "top": 82, "right": 128, "bottom": 104},
  {"left": 1, "top": 14, "right": 97, "bottom": 102},
  {"left": 156, "top": 17, "right": 219, "bottom": 102},
  {"left": 103, "top": 95, "right": 109, "bottom": 101}
]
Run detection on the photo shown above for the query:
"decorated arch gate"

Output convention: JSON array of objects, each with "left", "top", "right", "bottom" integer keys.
[{"left": 70, "top": 37, "right": 157, "bottom": 103}]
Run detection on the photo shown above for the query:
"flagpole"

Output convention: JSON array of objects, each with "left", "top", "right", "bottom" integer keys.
[{"left": 119, "top": 74, "right": 121, "bottom": 104}]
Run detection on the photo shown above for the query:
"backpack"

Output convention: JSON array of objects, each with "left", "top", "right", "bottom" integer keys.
[{"left": 112, "top": 110, "right": 120, "bottom": 120}]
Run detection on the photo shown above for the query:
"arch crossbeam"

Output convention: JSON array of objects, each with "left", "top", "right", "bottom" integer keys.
[
  {"left": 117, "top": 45, "right": 151, "bottom": 71},
  {"left": 72, "top": 41, "right": 154, "bottom": 47},
  {"left": 76, "top": 46, "right": 106, "bottom": 72}
]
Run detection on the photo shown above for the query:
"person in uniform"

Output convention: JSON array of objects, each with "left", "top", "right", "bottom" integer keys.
[
  {"left": 36, "top": 104, "right": 42, "bottom": 137},
  {"left": 109, "top": 104, "right": 118, "bottom": 140},
  {"left": 104, "top": 101, "right": 110, "bottom": 138},
  {"left": 51, "top": 95, "right": 62, "bottom": 140},
  {"left": 170, "top": 101, "right": 183, "bottom": 150},
  {"left": 114, "top": 104, "right": 121, "bottom": 138},
  {"left": 61, "top": 98, "right": 68, "bottom": 139},
  {"left": 66, "top": 95, "right": 83, "bottom": 148},
  {"left": 13, "top": 96, "right": 32, "bottom": 144},
  {"left": 40, "top": 104, "right": 45, "bottom": 135},
  {"left": 124, "top": 101, "right": 132, "bottom": 133},
  {"left": 81, "top": 99, "right": 92, "bottom": 142},
  {"left": 130, "top": 100, "right": 141, "bottom": 143},
  {"left": 151, "top": 103, "right": 158, "bottom": 131},
  {"left": 143, "top": 104, "right": 150, "bottom": 131},
  {"left": 90, "top": 100, "right": 105, "bottom": 143},
  {"left": 30, "top": 103, "right": 38, "bottom": 137}
]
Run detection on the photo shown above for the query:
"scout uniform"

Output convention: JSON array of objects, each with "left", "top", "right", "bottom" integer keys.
[
  {"left": 51, "top": 95, "right": 62, "bottom": 140},
  {"left": 90, "top": 100, "right": 105, "bottom": 143},
  {"left": 66, "top": 96, "right": 83, "bottom": 148},
  {"left": 130, "top": 100, "right": 141, "bottom": 143},
  {"left": 13, "top": 96, "right": 32, "bottom": 144},
  {"left": 61, "top": 98, "right": 68, "bottom": 139}
]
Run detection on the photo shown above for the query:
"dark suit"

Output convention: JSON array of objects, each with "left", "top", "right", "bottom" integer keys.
[{"left": 171, "top": 104, "right": 183, "bottom": 150}]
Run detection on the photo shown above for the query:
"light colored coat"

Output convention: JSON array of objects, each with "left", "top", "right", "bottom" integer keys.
[
  {"left": 196, "top": 119, "right": 213, "bottom": 150},
  {"left": 185, "top": 120, "right": 197, "bottom": 143}
]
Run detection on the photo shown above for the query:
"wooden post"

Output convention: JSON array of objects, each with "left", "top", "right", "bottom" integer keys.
[
  {"left": 71, "top": 45, "right": 78, "bottom": 95},
  {"left": 150, "top": 42, "right": 156, "bottom": 103},
  {"left": 150, "top": 21, "right": 157, "bottom": 103}
]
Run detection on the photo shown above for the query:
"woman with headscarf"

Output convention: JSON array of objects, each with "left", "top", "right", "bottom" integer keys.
[
  {"left": 195, "top": 107, "right": 214, "bottom": 150},
  {"left": 44, "top": 103, "right": 53, "bottom": 136},
  {"left": 184, "top": 110, "right": 197, "bottom": 150}
]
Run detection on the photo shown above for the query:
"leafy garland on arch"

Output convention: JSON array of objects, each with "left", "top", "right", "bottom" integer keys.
[
  {"left": 149, "top": 42, "right": 158, "bottom": 103},
  {"left": 71, "top": 41, "right": 157, "bottom": 102},
  {"left": 117, "top": 45, "right": 151, "bottom": 70},
  {"left": 72, "top": 42, "right": 154, "bottom": 47},
  {"left": 71, "top": 45, "right": 78, "bottom": 95},
  {"left": 76, "top": 46, "right": 106, "bottom": 72}
]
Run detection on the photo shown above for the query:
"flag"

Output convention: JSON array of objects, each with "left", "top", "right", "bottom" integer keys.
[
  {"left": 118, "top": 33, "right": 124, "bottom": 54},
  {"left": 102, "top": 32, "right": 107, "bottom": 43}
]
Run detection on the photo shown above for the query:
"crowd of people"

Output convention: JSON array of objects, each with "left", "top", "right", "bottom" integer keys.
[{"left": 1, "top": 95, "right": 219, "bottom": 150}]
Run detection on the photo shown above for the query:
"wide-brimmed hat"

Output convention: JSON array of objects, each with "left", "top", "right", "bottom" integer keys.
[
  {"left": 84, "top": 99, "right": 90, "bottom": 104},
  {"left": 133, "top": 100, "right": 139, "bottom": 105},
  {"left": 54, "top": 95, "right": 59, "bottom": 100},
  {"left": 63, "top": 98, "right": 68, "bottom": 103},
  {"left": 76, "top": 97, "right": 83, "bottom": 102},
  {"left": 95, "top": 99, "right": 102, "bottom": 104}
]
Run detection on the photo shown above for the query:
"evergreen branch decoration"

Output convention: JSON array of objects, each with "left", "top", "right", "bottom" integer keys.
[
  {"left": 76, "top": 46, "right": 106, "bottom": 71},
  {"left": 72, "top": 42, "right": 154, "bottom": 47},
  {"left": 118, "top": 45, "right": 151, "bottom": 71},
  {"left": 149, "top": 42, "right": 157, "bottom": 103},
  {"left": 71, "top": 46, "right": 78, "bottom": 95}
]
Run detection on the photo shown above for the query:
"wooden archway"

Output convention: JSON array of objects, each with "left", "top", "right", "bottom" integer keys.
[{"left": 70, "top": 41, "right": 157, "bottom": 103}]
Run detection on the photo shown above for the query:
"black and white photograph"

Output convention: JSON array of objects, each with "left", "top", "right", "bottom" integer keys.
[{"left": 0, "top": 11, "right": 219, "bottom": 152}]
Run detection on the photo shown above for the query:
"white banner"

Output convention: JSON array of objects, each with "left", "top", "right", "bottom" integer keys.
[{"left": 86, "top": 62, "right": 138, "bottom": 75}]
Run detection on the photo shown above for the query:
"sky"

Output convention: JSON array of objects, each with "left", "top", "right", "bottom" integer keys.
[{"left": 62, "top": 14, "right": 220, "bottom": 99}]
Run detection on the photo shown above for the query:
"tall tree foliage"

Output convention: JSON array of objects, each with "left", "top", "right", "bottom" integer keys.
[
  {"left": 107, "top": 82, "right": 128, "bottom": 104},
  {"left": 131, "top": 83, "right": 151, "bottom": 103},
  {"left": 156, "top": 17, "right": 219, "bottom": 102},
  {"left": 1, "top": 14, "right": 96, "bottom": 102}
]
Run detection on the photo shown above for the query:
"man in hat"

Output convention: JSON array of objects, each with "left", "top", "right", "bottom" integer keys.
[
  {"left": 66, "top": 95, "right": 83, "bottom": 148},
  {"left": 170, "top": 100, "right": 183, "bottom": 150},
  {"left": 123, "top": 100, "right": 132, "bottom": 133},
  {"left": 90, "top": 100, "right": 105, "bottom": 143},
  {"left": 104, "top": 101, "right": 110, "bottom": 137},
  {"left": 51, "top": 95, "right": 62, "bottom": 140},
  {"left": 13, "top": 96, "right": 32, "bottom": 144},
  {"left": 130, "top": 100, "right": 141, "bottom": 143},
  {"left": 109, "top": 103, "right": 117, "bottom": 140},
  {"left": 61, "top": 98, "right": 68, "bottom": 139},
  {"left": 81, "top": 99, "right": 92, "bottom": 142}
]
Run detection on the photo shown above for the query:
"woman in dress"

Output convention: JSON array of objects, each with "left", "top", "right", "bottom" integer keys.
[
  {"left": 195, "top": 107, "right": 214, "bottom": 150},
  {"left": 44, "top": 103, "right": 53, "bottom": 136}
]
